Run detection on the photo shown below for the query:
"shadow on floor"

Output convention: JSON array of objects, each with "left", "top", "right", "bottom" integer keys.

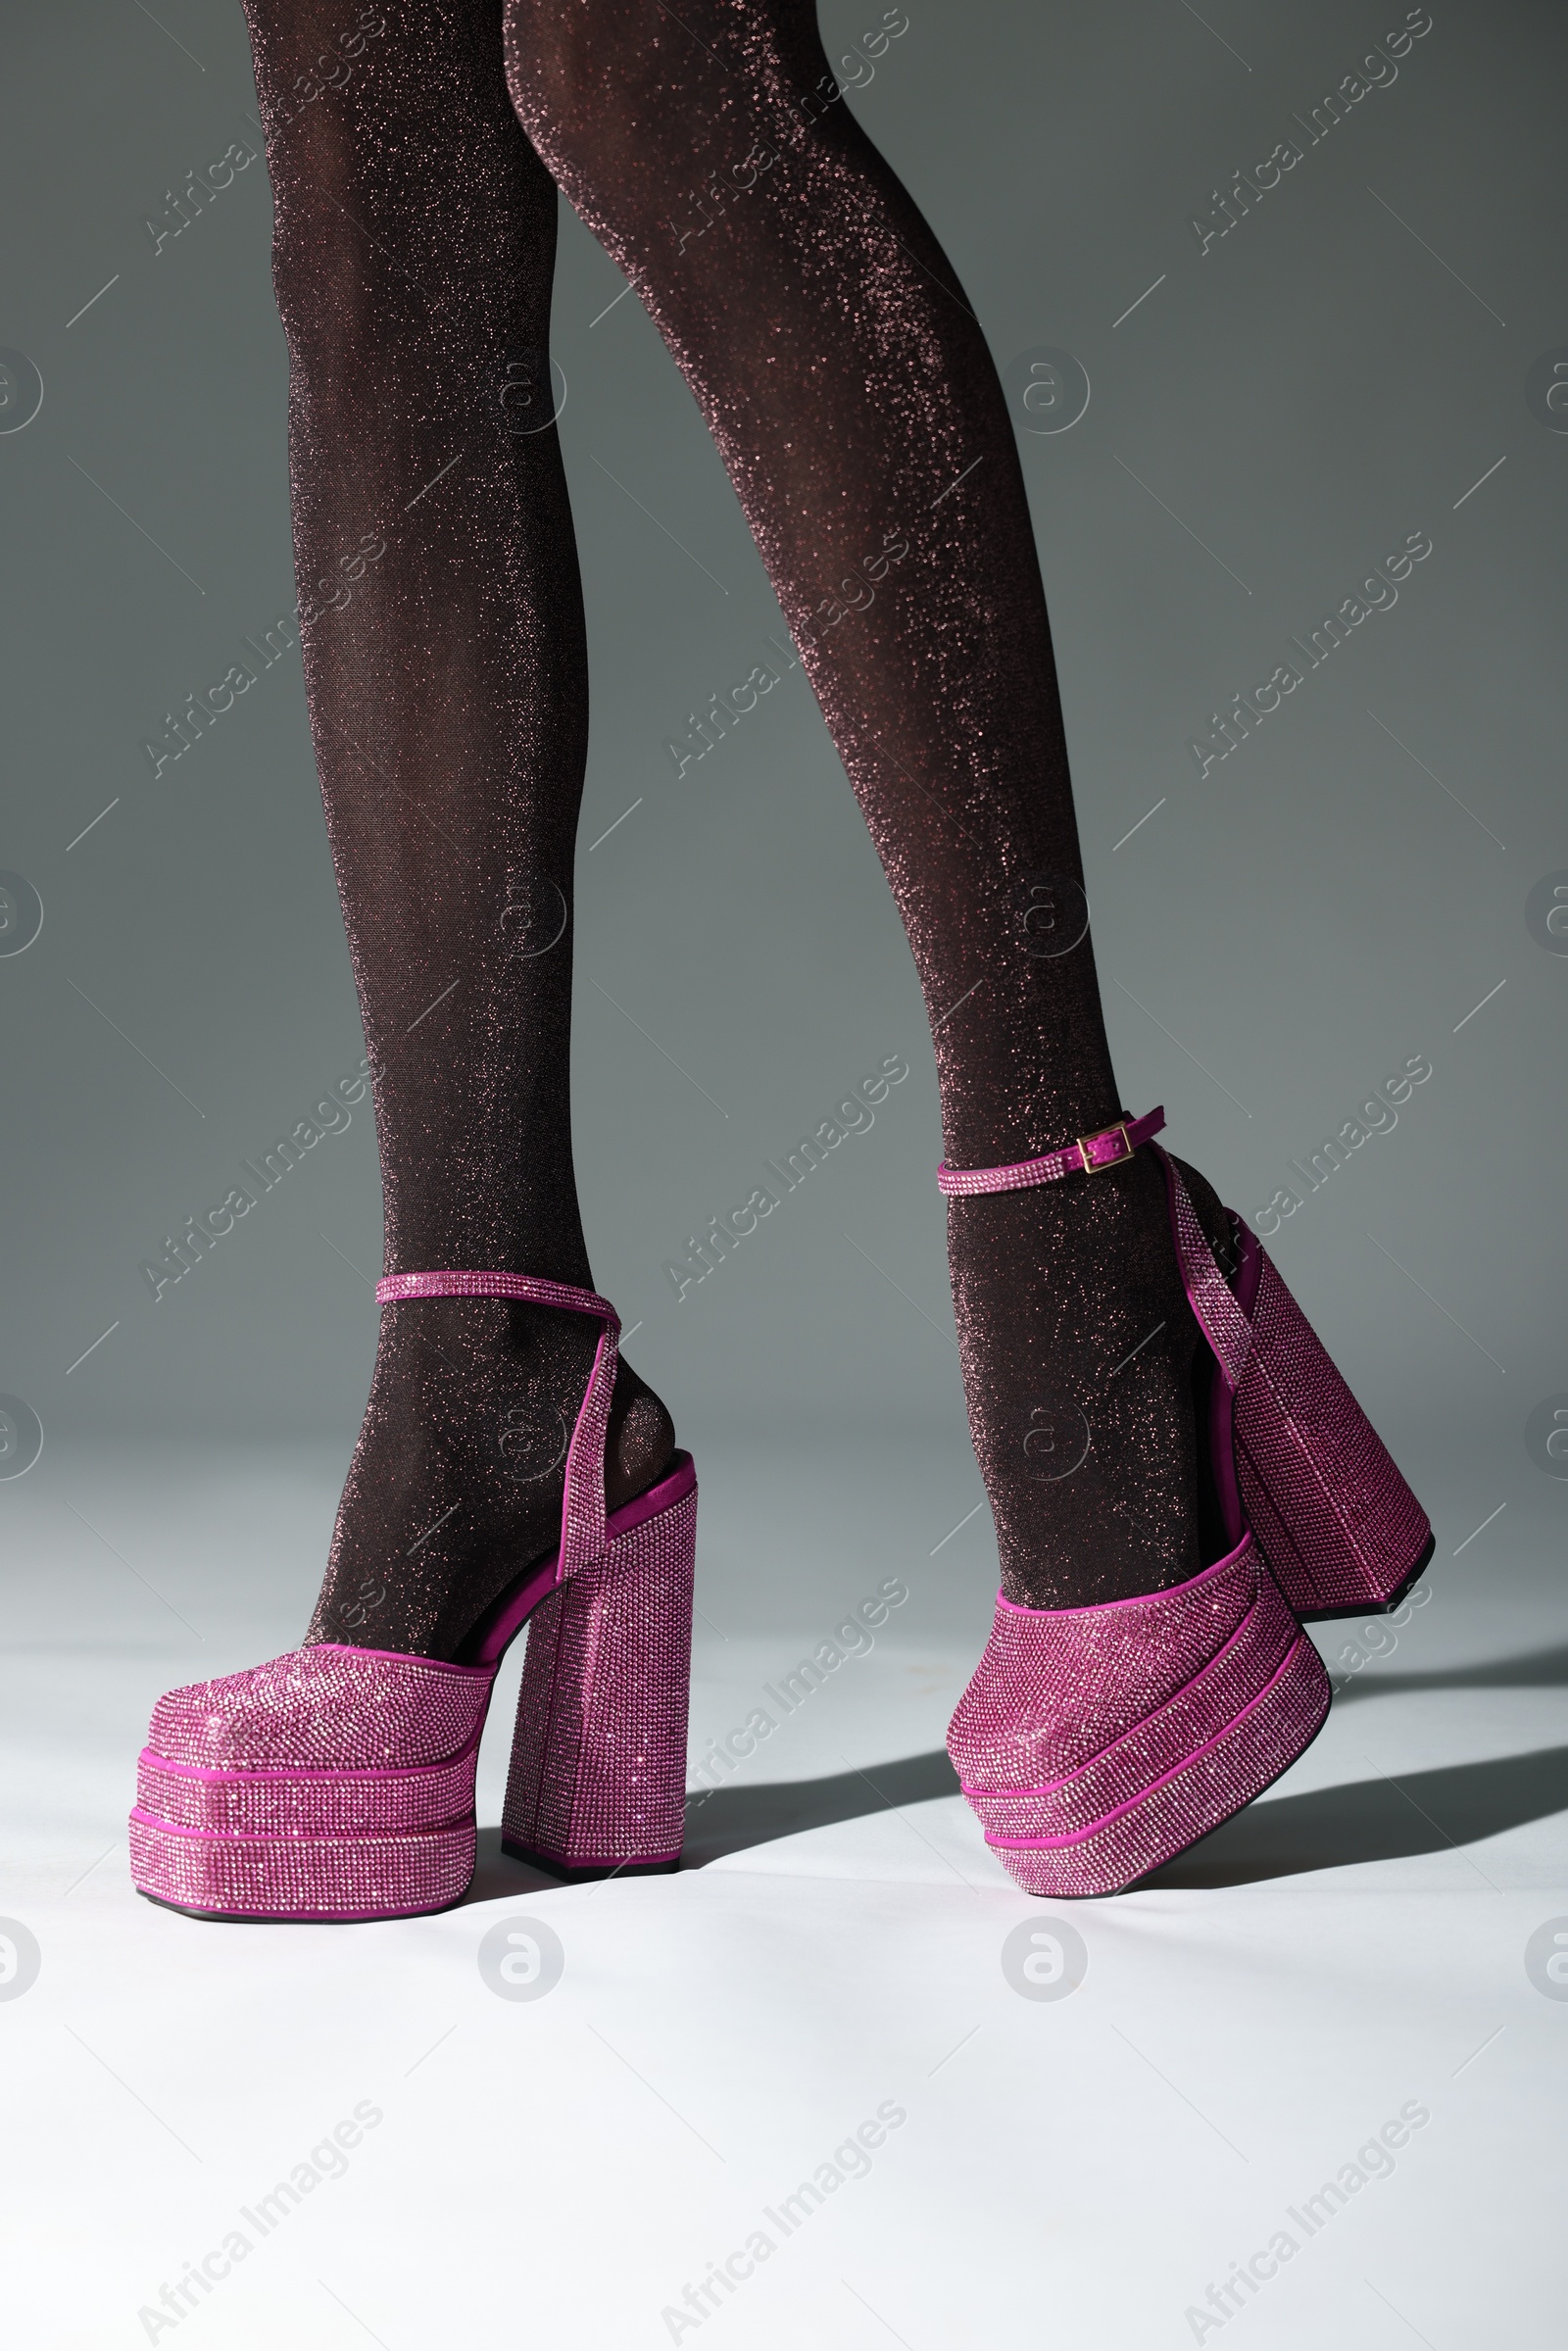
[
  {"left": 466, "top": 1830, "right": 566, "bottom": 1906},
  {"left": 681, "top": 1751, "right": 962, "bottom": 1867},
  {"left": 672, "top": 1740, "right": 1568, "bottom": 1885},
  {"left": 466, "top": 1708, "right": 1568, "bottom": 1894},
  {"left": 1330, "top": 1639, "right": 1568, "bottom": 1702},
  {"left": 1148, "top": 1742, "right": 1568, "bottom": 1886},
  {"left": 463, "top": 1759, "right": 967, "bottom": 1899}
]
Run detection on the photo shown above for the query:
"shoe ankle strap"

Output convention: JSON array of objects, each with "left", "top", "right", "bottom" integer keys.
[
  {"left": 376, "top": 1270, "right": 617, "bottom": 1321},
  {"left": 375, "top": 1271, "right": 619, "bottom": 1583},
  {"left": 936, "top": 1106, "right": 1165, "bottom": 1197}
]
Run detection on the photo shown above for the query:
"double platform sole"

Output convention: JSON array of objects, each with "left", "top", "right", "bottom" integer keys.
[
  {"left": 129, "top": 1457, "right": 696, "bottom": 1923},
  {"left": 953, "top": 1535, "right": 1331, "bottom": 1898}
]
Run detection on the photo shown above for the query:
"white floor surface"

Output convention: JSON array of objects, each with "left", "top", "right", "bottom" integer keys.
[{"left": 3, "top": 1431, "right": 1564, "bottom": 2348}]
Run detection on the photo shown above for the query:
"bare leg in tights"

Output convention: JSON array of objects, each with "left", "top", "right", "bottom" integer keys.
[
  {"left": 247, "top": 0, "right": 1229, "bottom": 1651},
  {"left": 502, "top": 0, "right": 1230, "bottom": 1606},
  {"left": 243, "top": 0, "right": 673, "bottom": 1659}
]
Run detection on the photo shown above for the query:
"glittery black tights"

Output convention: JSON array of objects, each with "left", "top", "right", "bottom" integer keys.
[
  {"left": 243, "top": 0, "right": 675, "bottom": 1659},
  {"left": 245, "top": 0, "right": 1218, "bottom": 1648}
]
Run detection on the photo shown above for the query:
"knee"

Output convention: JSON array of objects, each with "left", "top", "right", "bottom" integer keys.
[
  {"left": 503, "top": 1, "right": 656, "bottom": 188},
  {"left": 265, "top": 101, "right": 552, "bottom": 379},
  {"left": 266, "top": 195, "right": 363, "bottom": 372}
]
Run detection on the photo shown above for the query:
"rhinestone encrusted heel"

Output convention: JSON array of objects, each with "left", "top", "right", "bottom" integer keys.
[
  {"left": 936, "top": 1110, "right": 1433, "bottom": 1620},
  {"left": 128, "top": 1273, "right": 696, "bottom": 1922},
  {"left": 1160, "top": 1154, "right": 1433, "bottom": 1620},
  {"left": 499, "top": 1483, "right": 695, "bottom": 1880}
]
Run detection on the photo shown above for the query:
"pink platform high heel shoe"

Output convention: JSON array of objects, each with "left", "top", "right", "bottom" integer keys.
[
  {"left": 129, "top": 1274, "right": 696, "bottom": 1922},
  {"left": 938, "top": 1108, "right": 1429, "bottom": 1896}
]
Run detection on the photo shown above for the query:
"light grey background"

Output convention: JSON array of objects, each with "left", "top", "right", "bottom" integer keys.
[
  {"left": 2, "top": 0, "right": 1563, "bottom": 1564},
  {"left": 4, "top": 21, "right": 1566, "bottom": 2342}
]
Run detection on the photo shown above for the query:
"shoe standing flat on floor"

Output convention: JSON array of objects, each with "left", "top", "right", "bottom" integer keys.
[{"left": 129, "top": 1272, "right": 696, "bottom": 1923}]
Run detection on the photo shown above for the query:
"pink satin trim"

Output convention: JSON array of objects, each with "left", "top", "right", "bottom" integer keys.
[
  {"left": 983, "top": 1631, "right": 1311, "bottom": 1850},
  {"left": 966, "top": 1581, "right": 1265, "bottom": 1797},
  {"left": 993, "top": 1527, "right": 1249, "bottom": 1620}
]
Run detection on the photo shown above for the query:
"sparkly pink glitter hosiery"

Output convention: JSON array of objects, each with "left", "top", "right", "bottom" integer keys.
[
  {"left": 502, "top": 0, "right": 1221, "bottom": 1608},
  {"left": 239, "top": 0, "right": 676, "bottom": 1661},
  {"left": 133, "top": 5, "right": 1403, "bottom": 1917},
  {"left": 130, "top": 1276, "right": 697, "bottom": 1920}
]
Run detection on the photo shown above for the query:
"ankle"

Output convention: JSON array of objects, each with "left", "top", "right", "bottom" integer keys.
[
  {"left": 950, "top": 1150, "right": 1207, "bottom": 1608},
  {"left": 310, "top": 1297, "right": 676, "bottom": 1658}
]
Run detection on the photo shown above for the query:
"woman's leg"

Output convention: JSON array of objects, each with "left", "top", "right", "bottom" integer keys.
[
  {"left": 504, "top": 0, "right": 1213, "bottom": 1605},
  {"left": 243, "top": 0, "right": 672, "bottom": 1658}
]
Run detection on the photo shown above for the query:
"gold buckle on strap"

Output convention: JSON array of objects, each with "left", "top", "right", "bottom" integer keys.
[{"left": 1078, "top": 1121, "right": 1132, "bottom": 1173}]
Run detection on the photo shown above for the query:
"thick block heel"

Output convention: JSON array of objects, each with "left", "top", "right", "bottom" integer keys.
[
  {"left": 1231, "top": 1233, "right": 1434, "bottom": 1620},
  {"left": 502, "top": 1478, "right": 696, "bottom": 1879},
  {"left": 1162, "top": 1157, "right": 1434, "bottom": 1623}
]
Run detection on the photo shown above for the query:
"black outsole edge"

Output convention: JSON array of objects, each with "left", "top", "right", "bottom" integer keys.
[{"left": 1284, "top": 1527, "right": 1437, "bottom": 1625}]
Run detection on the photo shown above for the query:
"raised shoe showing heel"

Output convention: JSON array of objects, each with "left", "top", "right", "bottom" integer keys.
[
  {"left": 1161, "top": 1155, "right": 1434, "bottom": 1620},
  {"left": 128, "top": 1272, "right": 697, "bottom": 1922},
  {"left": 937, "top": 1107, "right": 1334, "bottom": 1892},
  {"left": 936, "top": 1105, "right": 1434, "bottom": 1623}
]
